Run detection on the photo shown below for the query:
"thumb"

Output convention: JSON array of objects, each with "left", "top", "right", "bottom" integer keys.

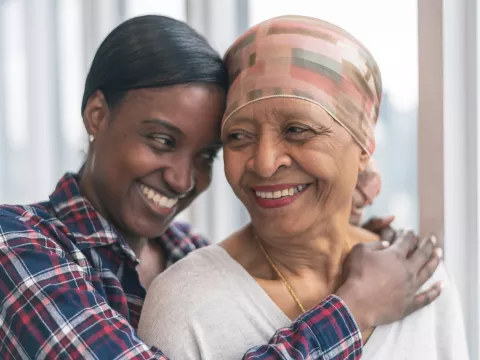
[
  {"left": 382, "top": 215, "right": 396, "bottom": 226},
  {"left": 363, "top": 215, "right": 395, "bottom": 231}
]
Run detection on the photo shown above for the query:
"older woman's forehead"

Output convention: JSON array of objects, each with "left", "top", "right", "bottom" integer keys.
[{"left": 232, "top": 98, "right": 334, "bottom": 126}]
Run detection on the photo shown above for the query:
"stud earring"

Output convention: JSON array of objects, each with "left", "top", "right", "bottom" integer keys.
[{"left": 89, "top": 134, "right": 95, "bottom": 143}]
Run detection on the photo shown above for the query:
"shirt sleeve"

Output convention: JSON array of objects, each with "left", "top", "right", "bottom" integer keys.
[
  {"left": 0, "top": 223, "right": 166, "bottom": 359},
  {"left": 242, "top": 295, "right": 363, "bottom": 360},
  {"left": 0, "top": 215, "right": 362, "bottom": 360}
]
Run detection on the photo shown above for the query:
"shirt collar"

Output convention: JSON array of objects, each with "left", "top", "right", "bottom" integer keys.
[{"left": 49, "top": 173, "right": 137, "bottom": 262}]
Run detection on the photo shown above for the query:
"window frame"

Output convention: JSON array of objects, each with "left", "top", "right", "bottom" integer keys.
[{"left": 418, "top": 0, "right": 479, "bottom": 357}]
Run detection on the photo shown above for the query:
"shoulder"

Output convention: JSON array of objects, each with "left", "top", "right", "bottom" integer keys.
[
  {"left": 142, "top": 246, "right": 234, "bottom": 316},
  {"left": 163, "top": 221, "right": 211, "bottom": 247},
  {"left": 363, "top": 262, "right": 468, "bottom": 359},
  {"left": 159, "top": 221, "right": 211, "bottom": 265},
  {"left": 427, "top": 262, "right": 466, "bottom": 321},
  {"left": 139, "top": 246, "right": 252, "bottom": 357},
  {"left": 139, "top": 246, "right": 234, "bottom": 341},
  {"left": 0, "top": 203, "right": 67, "bottom": 255},
  {"left": 151, "top": 245, "right": 229, "bottom": 294}
]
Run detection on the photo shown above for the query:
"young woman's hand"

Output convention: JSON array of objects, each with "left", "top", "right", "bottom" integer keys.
[{"left": 336, "top": 230, "right": 442, "bottom": 331}]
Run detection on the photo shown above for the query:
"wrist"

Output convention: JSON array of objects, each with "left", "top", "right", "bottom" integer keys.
[{"left": 335, "top": 281, "right": 374, "bottom": 332}]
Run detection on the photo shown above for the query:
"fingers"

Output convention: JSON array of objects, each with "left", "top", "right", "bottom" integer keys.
[
  {"left": 404, "top": 282, "right": 442, "bottom": 316},
  {"left": 357, "top": 240, "right": 390, "bottom": 251},
  {"left": 415, "top": 246, "right": 442, "bottom": 287},
  {"left": 409, "top": 235, "right": 435, "bottom": 269},
  {"left": 381, "top": 215, "right": 395, "bottom": 226},
  {"left": 379, "top": 226, "right": 396, "bottom": 244},
  {"left": 390, "top": 229, "right": 418, "bottom": 257}
]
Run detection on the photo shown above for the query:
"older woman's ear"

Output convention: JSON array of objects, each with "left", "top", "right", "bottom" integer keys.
[{"left": 358, "top": 151, "right": 370, "bottom": 172}]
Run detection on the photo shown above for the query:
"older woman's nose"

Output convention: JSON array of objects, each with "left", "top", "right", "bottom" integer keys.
[
  {"left": 163, "top": 160, "right": 195, "bottom": 195},
  {"left": 247, "top": 138, "right": 292, "bottom": 178}
]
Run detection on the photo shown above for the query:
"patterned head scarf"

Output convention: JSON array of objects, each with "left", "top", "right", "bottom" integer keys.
[
  {"left": 222, "top": 15, "right": 382, "bottom": 156},
  {"left": 349, "top": 159, "right": 382, "bottom": 225}
]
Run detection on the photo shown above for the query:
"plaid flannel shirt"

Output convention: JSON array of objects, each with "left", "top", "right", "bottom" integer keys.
[{"left": 0, "top": 173, "right": 362, "bottom": 359}]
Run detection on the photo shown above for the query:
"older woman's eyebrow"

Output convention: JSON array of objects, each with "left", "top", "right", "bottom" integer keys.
[
  {"left": 269, "top": 107, "right": 330, "bottom": 126},
  {"left": 227, "top": 116, "right": 258, "bottom": 127}
]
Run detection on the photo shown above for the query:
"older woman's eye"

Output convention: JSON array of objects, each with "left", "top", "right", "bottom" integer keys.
[
  {"left": 284, "top": 126, "right": 314, "bottom": 142},
  {"left": 224, "top": 131, "right": 254, "bottom": 147},
  {"left": 227, "top": 133, "right": 246, "bottom": 140},
  {"left": 287, "top": 126, "right": 307, "bottom": 133}
]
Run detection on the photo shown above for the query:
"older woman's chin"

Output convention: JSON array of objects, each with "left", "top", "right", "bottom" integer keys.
[{"left": 249, "top": 215, "right": 313, "bottom": 238}]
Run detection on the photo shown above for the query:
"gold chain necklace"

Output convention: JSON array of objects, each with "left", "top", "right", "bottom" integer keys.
[{"left": 256, "top": 238, "right": 306, "bottom": 314}]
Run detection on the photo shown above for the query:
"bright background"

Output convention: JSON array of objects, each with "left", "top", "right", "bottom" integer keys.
[{"left": 0, "top": 0, "right": 478, "bottom": 358}]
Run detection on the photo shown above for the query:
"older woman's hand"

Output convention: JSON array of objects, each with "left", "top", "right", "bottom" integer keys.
[{"left": 336, "top": 230, "right": 441, "bottom": 332}]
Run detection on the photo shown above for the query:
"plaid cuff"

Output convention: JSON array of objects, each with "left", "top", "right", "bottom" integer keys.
[{"left": 302, "top": 294, "right": 363, "bottom": 360}]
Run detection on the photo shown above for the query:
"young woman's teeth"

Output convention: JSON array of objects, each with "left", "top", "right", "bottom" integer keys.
[
  {"left": 140, "top": 184, "right": 178, "bottom": 208},
  {"left": 255, "top": 185, "right": 306, "bottom": 199}
]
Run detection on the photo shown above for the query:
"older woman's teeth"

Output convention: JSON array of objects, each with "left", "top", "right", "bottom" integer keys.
[
  {"left": 140, "top": 184, "right": 178, "bottom": 208},
  {"left": 255, "top": 185, "right": 305, "bottom": 199}
]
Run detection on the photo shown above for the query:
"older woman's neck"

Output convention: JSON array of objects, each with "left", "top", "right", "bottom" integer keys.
[{"left": 253, "top": 216, "right": 351, "bottom": 286}]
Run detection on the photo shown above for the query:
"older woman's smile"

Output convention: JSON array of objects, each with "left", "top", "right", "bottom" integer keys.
[{"left": 251, "top": 183, "right": 311, "bottom": 208}]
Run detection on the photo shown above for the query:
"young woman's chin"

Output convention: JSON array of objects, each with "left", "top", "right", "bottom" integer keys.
[
  {"left": 126, "top": 216, "right": 171, "bottom": 239},
  {"left": 120, "top": 202, "right": 176, "bottom": 239}
]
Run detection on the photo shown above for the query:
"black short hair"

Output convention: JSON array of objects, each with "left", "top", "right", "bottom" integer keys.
[{"left": 81, "top": 15, "right": 228, "bottom": 114}]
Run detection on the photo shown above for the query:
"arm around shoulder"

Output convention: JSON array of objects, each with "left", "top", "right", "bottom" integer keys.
[{"left": 242, "top": 295, "right": 362, "bottom": 360}]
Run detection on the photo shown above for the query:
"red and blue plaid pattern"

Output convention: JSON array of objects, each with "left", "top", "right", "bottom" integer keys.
[{"left": 0, "top": 173, "right": 362, "bottom": 359}]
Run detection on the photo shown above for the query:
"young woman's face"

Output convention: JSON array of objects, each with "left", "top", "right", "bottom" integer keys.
[{"left": 83, "top": 84, "right": 225, "bottom": 239}]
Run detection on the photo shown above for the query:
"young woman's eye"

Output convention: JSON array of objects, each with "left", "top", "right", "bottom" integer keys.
[{"left": 147, "top": 134, "right": 175, "bottom": 148}]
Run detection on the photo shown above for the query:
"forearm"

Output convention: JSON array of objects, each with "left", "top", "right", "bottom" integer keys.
[{"left": 243, "top": 295, "right": 362, "bottom": 360}]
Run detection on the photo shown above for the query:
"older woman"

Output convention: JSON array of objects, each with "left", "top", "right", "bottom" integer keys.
[
  {"left": 138, "top": 16, "right": 466, "bottom": 359},
  {"left": 0, "top": 15, "right": 441, "bottom": 359}
]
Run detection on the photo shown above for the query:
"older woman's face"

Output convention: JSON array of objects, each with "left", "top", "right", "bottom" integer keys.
[{"left": 223, "top": 98, "right": 368, "bottom": 236}]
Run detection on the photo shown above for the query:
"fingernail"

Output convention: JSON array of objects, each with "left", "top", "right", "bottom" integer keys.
[
  {"left": 435, "top": 247, "right": 443, "bottom": 259},
  {"left": 403, "top": 228, "right": 414, "bottom": 235},
  {"left": 381, "top": 241, "right": 390, "bottom": 248},
  {"left": 439, "top": 281, "right": 447, "bottom": 290},
  {"left": 430, "top": 235, "right": 437, "bottom": 246}
]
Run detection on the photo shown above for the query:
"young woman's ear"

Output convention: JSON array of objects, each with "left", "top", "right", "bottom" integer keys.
[{"left": 82, "top": 90, "right": 111, "bottom": 140}]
